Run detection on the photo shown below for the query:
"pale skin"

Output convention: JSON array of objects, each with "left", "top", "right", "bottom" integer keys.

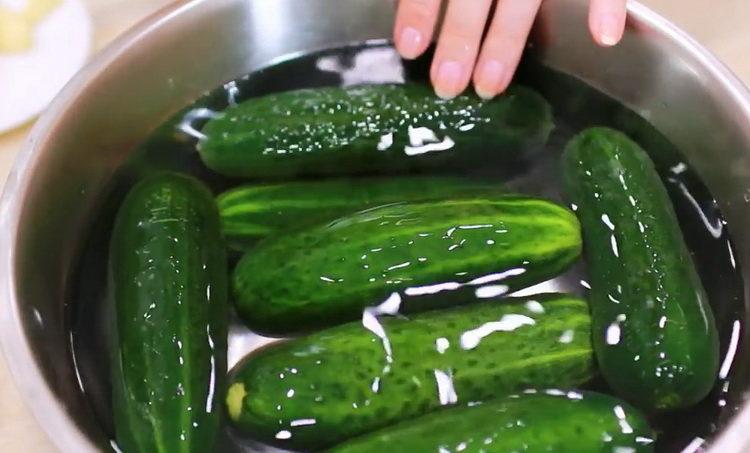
[{"left": 394, "top": 0, "right": 628, "bottom": 99}]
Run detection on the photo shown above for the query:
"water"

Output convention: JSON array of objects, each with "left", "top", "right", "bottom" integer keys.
[{"left": 68, "top": 42, "right": 746, "bottom": 452}]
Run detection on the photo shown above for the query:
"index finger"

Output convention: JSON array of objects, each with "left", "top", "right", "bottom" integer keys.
[{"left": 394, "top": 0, "right": 442, "bottom": 59}]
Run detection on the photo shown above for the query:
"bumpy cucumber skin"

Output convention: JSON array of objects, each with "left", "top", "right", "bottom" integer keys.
[
  {"left": 110, "top": 173, "right": 228, "bottom": 453},
  {"left": 218, "top": 176, "right": 504, "bottom": 250},
  {"left": 331, "top": 391, "right": 654, "bottom": 453},
  {"left": 233, "top": 196, "right": 582, "bottom": 335},
  {"left": 198, "top": 83, "right": 553, "bottom": 179},
  {"left": 226, "top": 294, "right": 594, "bottom": 450},
  {"left": 563, "top": 127, "right": 719, "bottom": 411}
]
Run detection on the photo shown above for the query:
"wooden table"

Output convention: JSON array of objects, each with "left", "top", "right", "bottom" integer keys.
[{"left": 0, "top": 0, "right": 748, "bottom": 450}]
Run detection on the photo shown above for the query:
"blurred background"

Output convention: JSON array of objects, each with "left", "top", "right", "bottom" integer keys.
[{"left": 0, "top": 0, "right": 748, "bottom": 450}]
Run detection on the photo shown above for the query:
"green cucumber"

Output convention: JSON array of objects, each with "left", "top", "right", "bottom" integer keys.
[
  {"left": 226, "top": 294, "right": 595, "bottom": 450},
  {"left": 563, "top": 127, "right": 719, "bottom": 411},
  {"left": 110, "top": 173, "right": 228, "bottom": 452},
  {"left": 198, "top": 83, "right": 553, "bottom": 179},
  {"left": 331, "top": 391, "right": 654, "bottom": 453},
  {"left": 233, "top": 195, "right": 582, "bottom": 335},
  {"left": 218, "top": 176, "right": 504, "bottom": 250}
]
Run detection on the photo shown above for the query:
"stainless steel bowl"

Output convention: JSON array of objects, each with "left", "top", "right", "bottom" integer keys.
[{"left": 2, "top": 0, "right": 750, "bottom": 451}]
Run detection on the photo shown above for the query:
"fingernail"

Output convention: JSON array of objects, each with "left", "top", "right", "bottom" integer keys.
[
  {"left": 398, "top": 26, "right": 423, "bottom": 59},
  {"left": 599, "top": 13, "right": 622, "bottom": 46},
  {"left": 474, "top": 60, "right": 507, "bottom": 99},
  {"left": 434, "top": 60, "right": 463, "bottom": 99}
]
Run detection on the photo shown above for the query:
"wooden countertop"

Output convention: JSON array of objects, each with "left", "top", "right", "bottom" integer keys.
[{"left": 0, "top": 0, "right": 748, "bottom": 450}]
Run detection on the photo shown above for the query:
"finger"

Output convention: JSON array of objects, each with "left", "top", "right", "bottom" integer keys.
[
  {"left": 429, "top": 0, "right": 493, "bottom": 99},
  {"left": 589, "top": 0, "right": 627, "bottom": 46},
  {"left": 473, "top": 0, "right": 543, "bottom": 99},
  {"left": 394, "top": 0, "right": 442, "bottom": 59}
]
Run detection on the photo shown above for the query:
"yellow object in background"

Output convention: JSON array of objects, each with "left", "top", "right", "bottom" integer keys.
[
  {"left": 0, "top": 10, "right": 32, "bottom": 52},
  {"left": 23, "top": 0, "right": 61, "bottom": 21},
  {"left": 0, "top": 0, "right": 62, "bottom": 53}
]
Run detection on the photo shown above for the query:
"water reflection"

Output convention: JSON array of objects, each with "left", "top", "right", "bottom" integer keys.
[
  {"left": 403, "top": 267, "right": 527, "bottom": 300},
  {"left": 403, "top": 126, "right": 456, "bottom": 156},
  {"left": 605, "top": 314, "right": 626, "bottom": 346},
  {"left": 459, "top": 314, "right": 536, "bottom": 350},
  {"left": 718, "top": 320, "right": 741, "bottom": 379},
  {"left": 668, "top": 177, "right": 723, "bottom": 239},
  {"left": 316, "top": 46, "right": 405, "bottom": 87},
  {"left": 177, "top": 107, "right": 219, "bottom": 140},
  {"left": 434, "top": 369, "right": 458, "bottom": 405},
  {"left": 361, "top": 292, "right": 403, "bottom": 372}
]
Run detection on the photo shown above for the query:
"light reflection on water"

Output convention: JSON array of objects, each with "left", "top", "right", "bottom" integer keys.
[{"left": 459, "top": 314, "right": 536, "bottom": 350}]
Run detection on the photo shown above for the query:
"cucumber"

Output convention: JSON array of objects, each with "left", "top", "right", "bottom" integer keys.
[
  {"left": 233, "top": 196, "right": 582, "bottom": 335},
  {"left": 563, "top": 127, "right": 719, "bottom": 411},
  {"left": 226, "top": 294, "right": 595, "bottom": 450},
  {"left": 331, "top": 391, "right": 654, "bottom": 453},
  {"left": 110, "top": 173, "right": 228, "bottom": 452},
  {"left": 198, "top": 83, "right": 553, "bottom": 179},
  {"left": 218, "top": 176, "right": 504, "bottom": 250}
]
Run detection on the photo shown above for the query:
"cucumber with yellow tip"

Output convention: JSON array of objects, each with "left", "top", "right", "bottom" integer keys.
[{"left": 226, "top": 294, "right": 595, "bottom": 450}]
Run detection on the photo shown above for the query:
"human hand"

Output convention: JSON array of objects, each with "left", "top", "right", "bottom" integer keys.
[{"left": 393, "top": 0, "right": 627, "bottom": 99}]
